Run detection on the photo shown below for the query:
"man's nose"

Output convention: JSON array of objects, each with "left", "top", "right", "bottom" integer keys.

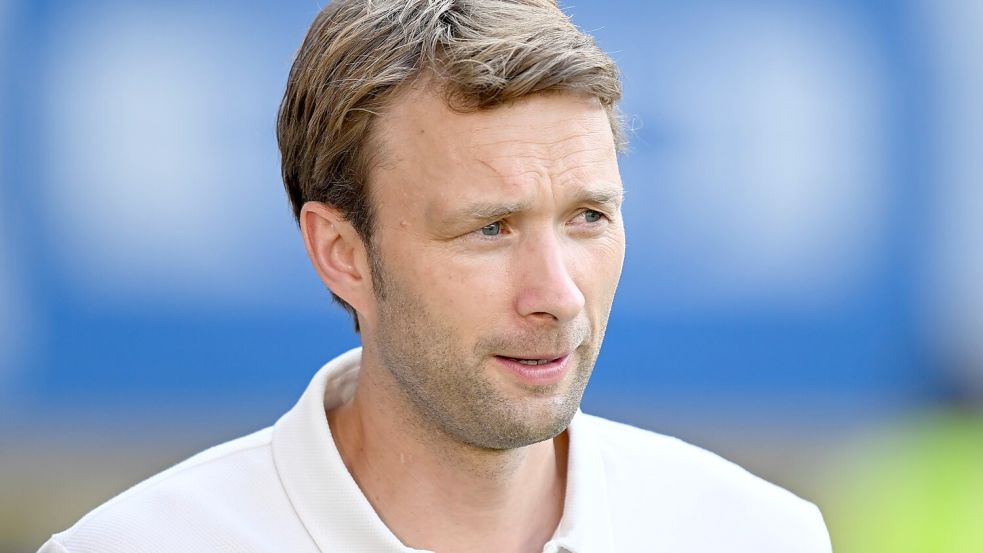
[{"left": 513, "top": 235, "right": 586, "bottom": 324}]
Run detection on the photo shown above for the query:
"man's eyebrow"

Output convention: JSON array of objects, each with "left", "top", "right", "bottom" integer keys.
[
  {"left": 440, "top": 186, "right": 623, "bottom": 225},
  {"left": 449, "top": 201, "right": 528, "bottom": 223},
  {"left": 578, "top": 186, "right": 624, "bottom": 207}
]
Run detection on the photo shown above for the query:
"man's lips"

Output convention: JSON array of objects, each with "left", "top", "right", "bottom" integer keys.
[
  {"left": 493, "top": 353, "right": 572, "bottom": 385},
  {"left": 496, "top": 354, "right": 566, "bottom": 364}
]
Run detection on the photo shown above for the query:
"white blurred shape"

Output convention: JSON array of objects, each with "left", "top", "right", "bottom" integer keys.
[
  {"left": 919, "top": 0, "right": 983, "bottom": 393},
  {"left": 41, "top": 6, "right": 296, "bottom": 311},
  {"left": 628, "top": 6, "right": 888, "bottom": 311}
]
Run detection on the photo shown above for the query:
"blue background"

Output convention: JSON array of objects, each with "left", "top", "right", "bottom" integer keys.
[{"left": 2, "top": 1, "right": 981, "bottom": 550}]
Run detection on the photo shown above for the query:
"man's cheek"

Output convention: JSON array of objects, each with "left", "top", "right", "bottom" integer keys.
[{"left": 453, "top": 271, "right": 512, "bottom": 328}]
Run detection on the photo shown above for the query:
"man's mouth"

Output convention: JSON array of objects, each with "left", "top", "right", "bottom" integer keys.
[
  {"left": 499, "top": 356, "right": 558, "bottom": 366},
  {"left": 493, "top": 354, "right": 572, "bottom": 385}
]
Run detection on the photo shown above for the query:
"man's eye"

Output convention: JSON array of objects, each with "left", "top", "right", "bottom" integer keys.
[
  {"left": 479, "top": 222, "right": 502, "bottom": 236},
  {"left": 583, "top": 209, "right": 603, "bottom": 223}
]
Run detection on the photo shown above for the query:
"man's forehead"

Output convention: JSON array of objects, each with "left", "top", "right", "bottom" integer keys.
[
  {"left": 370, "top": 86, "right": 620, "bottom": 212},
  {"left": 468, "top": 128, "right": 618, "bottom": 180},
  {"left": 422, "top": 138, "right": 621, "bottom": 215},
  {"left": 381, "top": 84, "right": 610, "bottom": 148}
]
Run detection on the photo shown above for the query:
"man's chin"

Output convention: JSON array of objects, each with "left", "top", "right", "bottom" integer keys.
[
  {"left": 480, "top": 395, "right": 580, "bottom": 450},
  {"left": 463, "top": 416, "right": 572, "bottom": 451}
]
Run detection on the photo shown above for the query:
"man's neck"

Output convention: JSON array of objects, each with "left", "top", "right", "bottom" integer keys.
[{"left": 327, "top": 358, "right": 569, "bottom": 553}]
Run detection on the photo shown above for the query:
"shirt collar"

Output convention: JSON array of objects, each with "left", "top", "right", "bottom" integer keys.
[
  {"left": 272, "top": 347, "right": 421, "bottom": 552},
  {"left": 272, "top": 347, "right": 613, "bottom": 553},
  {"left": 547, "top": 411, "right": 616, "bottom": 553}
]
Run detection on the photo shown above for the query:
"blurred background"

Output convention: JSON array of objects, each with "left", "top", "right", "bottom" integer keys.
[{"left": 1, "top": 0, "right": 981, "bottom": 550}]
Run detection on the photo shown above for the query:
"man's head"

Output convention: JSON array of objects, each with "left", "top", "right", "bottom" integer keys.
[
  {"left": 278, "top": 0, "right": 623, "bottom": 327},
  {"left": 279, "top": 0, "right": 626, "bottom": 449}
]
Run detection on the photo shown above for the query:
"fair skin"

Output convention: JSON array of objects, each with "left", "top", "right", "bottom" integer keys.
[{"left": 300, "top": 85, "right": 625, "bottom": 553}]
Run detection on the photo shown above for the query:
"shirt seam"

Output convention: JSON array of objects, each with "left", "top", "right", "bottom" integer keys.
[{"left": 41, "top": 537, "right": 71, "bottom": 553}]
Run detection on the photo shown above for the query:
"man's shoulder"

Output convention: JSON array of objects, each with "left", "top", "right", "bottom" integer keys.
[
  {"left": 579, "top": 412, "right": 801, "bottom": 499},
  {"left": 39, "top": 427, "right": 312, "bottom": 553},
  {"left": 578, "top": 413, "right": 831, "bottom": 552}
]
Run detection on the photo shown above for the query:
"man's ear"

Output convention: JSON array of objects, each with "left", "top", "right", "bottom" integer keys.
[{"left": 299, "top": 202, "right": 372, "bottom": 314}]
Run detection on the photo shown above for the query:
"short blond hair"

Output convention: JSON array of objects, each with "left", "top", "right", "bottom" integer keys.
[{"left": 277, "top": 0, "right": 624, "bottom": 327}]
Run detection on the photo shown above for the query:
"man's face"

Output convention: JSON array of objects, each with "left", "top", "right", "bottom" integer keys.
[{"left": 361, "top": 87, "right": 625, "bottom": 450}]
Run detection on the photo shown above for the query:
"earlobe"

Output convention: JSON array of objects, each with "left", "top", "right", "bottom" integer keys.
[{"left": 299, "top": 202, "right": 370, "bottom": 312}]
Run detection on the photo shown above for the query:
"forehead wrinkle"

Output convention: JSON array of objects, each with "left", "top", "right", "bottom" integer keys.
[
  {"left": 470, "top": 128, "right": 603, "bottom": 156},
  {"left": 550, "top": 145, "right": 616, "bottom": 184},
  {"left": 473, "top": 152, "right": 551, "bottom": 190},
  {"left": 472, "top": 124, "right": 612, "bottom": 175},
  {"left": 469, "top": 147, "right": 619, "bottom": 216}
]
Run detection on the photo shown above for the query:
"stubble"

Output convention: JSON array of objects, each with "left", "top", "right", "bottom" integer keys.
[{"left": 369, "top": 252, "right": 598, "bottom": 451}]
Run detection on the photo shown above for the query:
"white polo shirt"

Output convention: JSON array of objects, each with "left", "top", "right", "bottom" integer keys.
[{"left": 40, "top": 348, "right": 831, "bottom": 552}]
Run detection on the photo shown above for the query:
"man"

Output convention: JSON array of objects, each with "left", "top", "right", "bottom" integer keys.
[{"left": 41, "top": 1, "right": 832, "bottom": 552}]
